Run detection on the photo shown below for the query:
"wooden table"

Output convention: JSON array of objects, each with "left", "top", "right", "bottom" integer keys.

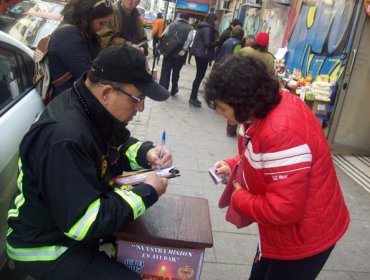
[
  {"left": 115, "top": 194, "right": 213, "bottom": 279},
  {"left": 115, "top": 193, "right": 213, "bottom": 249}
]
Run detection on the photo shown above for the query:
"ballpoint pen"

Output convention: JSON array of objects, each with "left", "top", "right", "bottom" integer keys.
[{"left": 159, "top": 130, "right": 166, "bottom": 170}]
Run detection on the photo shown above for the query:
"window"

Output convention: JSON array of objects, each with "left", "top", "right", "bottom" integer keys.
[{"left": 0, "top": 43, "right": 34, "bottom": 111}]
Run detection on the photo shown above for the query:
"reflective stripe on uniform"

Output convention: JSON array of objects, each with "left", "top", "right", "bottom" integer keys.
[
  {"left": 114, "top": 189, "right": 146, "bottom": 219},
  {"left": 125, "top": 142, "right": 144, "bottom": 170},
  {"left": 64, "top": 198, "right": 100, "bottom": 241},
  {"left": 8, "top": 159, "right": 26, "bottom": 219},
  {"left": 7, "top": 242, "right": 68, "bottom": 262}
]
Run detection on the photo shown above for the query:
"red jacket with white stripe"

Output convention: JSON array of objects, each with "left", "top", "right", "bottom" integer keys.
[{"left": 225, "top": 90, "right": 350, "bottom": 260}]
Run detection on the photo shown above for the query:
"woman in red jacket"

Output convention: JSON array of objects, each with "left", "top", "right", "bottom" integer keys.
[{"left": 205, "top": 55, "right": 350, "bottom": 280}]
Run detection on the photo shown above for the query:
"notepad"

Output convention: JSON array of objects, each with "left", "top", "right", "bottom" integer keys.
[{"left": 111, "top": 167, "right": 180, "bottom": 186}]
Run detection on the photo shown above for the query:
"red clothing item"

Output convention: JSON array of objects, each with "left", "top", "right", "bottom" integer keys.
[{"left": 225, "top": 90, "right": 349, "bottom": 260}]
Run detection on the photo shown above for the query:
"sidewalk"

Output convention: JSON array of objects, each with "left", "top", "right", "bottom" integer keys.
[{"left": 128, "top": 55, "right": 370, "bottom": 280}]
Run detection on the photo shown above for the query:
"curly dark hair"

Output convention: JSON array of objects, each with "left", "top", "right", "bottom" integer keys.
[
  {"left": 205, "top": 55, "right": 281, "bottom": 122},
  {"left": 62, "top": 0, "right": 113, "bottom": 40}
]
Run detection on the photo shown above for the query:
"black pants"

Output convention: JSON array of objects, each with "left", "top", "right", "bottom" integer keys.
[
  {"left": 15, "top": 246, "right": 141, "bottom": 280},
  {"left": 249, "top": 245, "right": 335, "bottom": 280},
  {"left": 190, "top": 57, "right": 209, "bottom": 100},
  {"left": 159, "top": 55, "right": 185, "bottom": 91}
]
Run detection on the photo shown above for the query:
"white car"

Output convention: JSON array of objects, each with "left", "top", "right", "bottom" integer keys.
[{"left": 0, "top": 31, "right": 44, "bottom": 275}]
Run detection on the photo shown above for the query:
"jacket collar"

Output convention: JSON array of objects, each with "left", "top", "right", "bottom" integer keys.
[{"left": 74, "top": 77, "right": 124, "bottom": 141}]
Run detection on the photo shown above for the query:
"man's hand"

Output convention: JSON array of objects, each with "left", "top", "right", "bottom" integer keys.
[
  {"left": 132, "top": 44, "right": 145, "bottom": 53},
  {"left": 144, "top": 172, "right": 168, "bottom": 197},
  {"left": 213, "top": 161, "right": 231, "bottom": 181},
  {"left": 147, "top": 147, "right": 172, "bottom": 170},
  {"left": 177, "top": 50, "right": 186, "bottom": 56}
]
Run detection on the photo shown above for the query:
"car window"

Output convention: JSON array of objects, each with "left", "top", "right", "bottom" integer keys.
[{"left": 0, "top": 41, "right": 34, "bottom": 113}]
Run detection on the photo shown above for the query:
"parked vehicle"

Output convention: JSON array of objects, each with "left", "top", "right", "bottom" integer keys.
[
  {"left": 0, "top": 30, "right": 44, "bottom": 274},
  {"left": 3, "top": 0, "right": 65, "bottom": 49}
]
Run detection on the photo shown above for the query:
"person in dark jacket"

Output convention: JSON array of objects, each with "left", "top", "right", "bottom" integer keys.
[
  {"left": 49, "top": 0, "right": 114, "bottom": 97},
  {"left": 216, "top": 18, "right": 242, "bottom": 55},
  {"left": 158, "top": 13, "right": 192, "bottom": 96},
  {"left": 215, "top": 26, "right": 244, "bottom": 63},
  {"left": 189, "top": 12, "right": 218, "bottom": 108},
  {"left": 7, "top": 45, "right": 172, "bottom": 279}
]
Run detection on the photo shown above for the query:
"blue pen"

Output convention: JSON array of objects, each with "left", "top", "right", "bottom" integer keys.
[{"left": 159, "top": 130, "right": 166, "bottom": 169}]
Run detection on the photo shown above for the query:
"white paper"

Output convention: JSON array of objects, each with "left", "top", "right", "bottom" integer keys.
[{"left": 208, "top": 166, "right": 223, "bottom": 185}]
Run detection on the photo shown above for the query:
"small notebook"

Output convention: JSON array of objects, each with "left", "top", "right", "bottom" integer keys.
[{"left": 208, "top": 166, "right": 223, "bottom": 185}]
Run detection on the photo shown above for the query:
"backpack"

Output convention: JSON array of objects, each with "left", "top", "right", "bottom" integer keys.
[
  {"left": 33, "top": 33, "right": 72, "bottom": 104},
  {"left": 157, "top": 24, "right": 181, "bottom": 57}
]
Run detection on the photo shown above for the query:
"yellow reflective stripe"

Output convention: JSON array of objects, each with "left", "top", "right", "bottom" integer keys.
[
  {"left": 65, "top": 199, "right": 100, "bottom": 241},
  {"left": 17, "top": 159, "right": 23, "bottom": 192},
  {"left": 114, "top": 189, "right": 146, "bottom": 219},
  {"left": 7, "top": 242, "right": 68, "bottom": 261},
  {"left": 8, "top": 159, "right": 26, "bottom": 219},
  {"left": 125, "top": 142, "right": 144, "bottom": 170}
]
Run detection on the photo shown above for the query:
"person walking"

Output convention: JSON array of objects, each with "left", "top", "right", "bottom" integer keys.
[
  {"left": 187, "top": 22, "right": 197, "bottom": 64},
  {"left": 97, "top": 0, "right": 148, "bottom": 55},
  {"left": 240, "top": 31, "right": 275, "bottom": 77},
  {"left": 158, "top": 13, "right": 192, "bottom": 96},
  {"left": 48, "top": 0, "right": 114, "bottom": 97},
  {"left": 216, "top": 18, "right": 242, "bottom": 56},
  {"left": 215, "top": 26, "right": 244, "bottom": 63},
  {"left": 206, "top": 55, "right": 350, "bottom": 280},
  {"left": 151, "top": 12, "right": 166, "bottom": 56},
  {"left": 189, "top": 12, "right": 218, "bottom": 108},
  {"left": 6, "top": 45, "right": 172, "bottom": 279}
]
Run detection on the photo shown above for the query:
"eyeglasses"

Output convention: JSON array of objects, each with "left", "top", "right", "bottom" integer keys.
[
  {"left": 93, "top": 0, "right": 112, "bottom": 8},
  {"left": 100, "top": 82, "right": 145, "bottom": 104}
]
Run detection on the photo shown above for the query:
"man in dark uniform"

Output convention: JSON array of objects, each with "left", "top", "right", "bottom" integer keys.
[{"left": 7, "top": 46, "right": 171, "bottom": 279}]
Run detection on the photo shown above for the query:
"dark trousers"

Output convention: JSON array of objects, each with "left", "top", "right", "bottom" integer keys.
[
  {"left": 159, "top": 55, "right": 185, "bottom": 91},
  {"left": 15, "top": 246, "right": 141, "bottom": 280},
  {"left": 187, "top": 48, "right": 193, "bottom": 63},
  {"left": 190, "top": 57, "right": 209, "bottom": 100},
  {"left": 249, "top": 245, "right": 335, "bottom": 280}
]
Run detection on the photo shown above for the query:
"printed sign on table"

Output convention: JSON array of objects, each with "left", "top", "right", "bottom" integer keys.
[{"left": 116, "top": 241, "right": 204, "bottom": 280}]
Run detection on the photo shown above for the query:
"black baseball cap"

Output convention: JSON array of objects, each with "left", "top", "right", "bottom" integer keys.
[{"left": 90, "top": 45, "right": 170, "bottom": 101}]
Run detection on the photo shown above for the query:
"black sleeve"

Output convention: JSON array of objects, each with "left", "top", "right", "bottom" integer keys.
[{"left": 38, "top": 141, "right": 158, "bottom": 242}]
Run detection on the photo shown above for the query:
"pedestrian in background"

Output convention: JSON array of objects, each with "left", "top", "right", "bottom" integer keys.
[
  {"left": 48, "top": 0, "right": 113, "bottom": 97},
  {"left": 98, "top": 0, "right": 148, "bottom": 55},
  {"left": 240, "top": 31, "right": 275, "bottom": 77},
  {"left": 216, "top": 18, "right": 242, "bottom": 55},
  {"left": 7, "top": 45, "right": 172, "bottom": 279},
  {"left": 243, "top": 34, "right": 255, "bottom": 47},
  {"left": 151, "top": 12, "right": 166, "bottom": 56},
  {"left": 215, "top": 26, "right": 244, "bottom": 64},
  {"left": 189, "top": 12, "right": 218, "bottom": 108},
  {"left": 206, "top": 55, "right": 350, "bottom": 280},
  {"left": 187, "top": 22, "right": 197, "bottom": 64},
  {"left": 159, "top": 13, "right": 192, "bottom": 96}
]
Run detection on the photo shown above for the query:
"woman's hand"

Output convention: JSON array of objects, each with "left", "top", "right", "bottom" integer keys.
[
  {"left": 213, "top": 161, "right": 231, "bottom": 182},
  {"left": 146, "top": 147, "right": 172, "bottom": 170}
]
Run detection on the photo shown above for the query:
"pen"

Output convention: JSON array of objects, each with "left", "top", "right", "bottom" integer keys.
[{"left": 159, "top": 130, "right": 166, "bottom": 170}]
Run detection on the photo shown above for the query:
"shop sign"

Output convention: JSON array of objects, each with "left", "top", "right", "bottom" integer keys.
[
  {"left": 364, "top": 0, "right": 370, "bottom": 16},
  {"left": 116, "top": 240, "right": 205, "bottom": 280}
]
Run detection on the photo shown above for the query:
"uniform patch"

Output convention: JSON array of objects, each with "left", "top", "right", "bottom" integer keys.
[{"left": 101, "top": 155, "right": 108, "bottom": 178}]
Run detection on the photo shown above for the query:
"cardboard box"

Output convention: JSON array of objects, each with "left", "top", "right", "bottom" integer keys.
[{"left": 311, "top": 100, "right": 330, "bottom": 115}]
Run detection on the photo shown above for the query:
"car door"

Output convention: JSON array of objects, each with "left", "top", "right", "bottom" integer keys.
[{"left": 0, "top": 33, "right": 44, "bottom": 268}]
